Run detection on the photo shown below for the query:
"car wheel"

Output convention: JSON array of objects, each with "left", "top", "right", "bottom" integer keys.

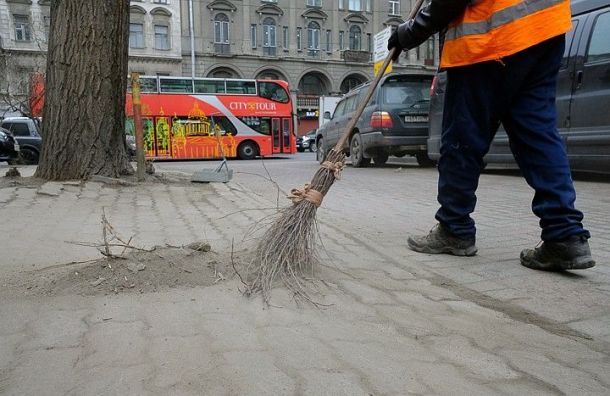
[
  {"left": 237, "top": 141, "right": 258, "bottom": 160},
  {"left": 350, "top": 133, "right": 370, "bottom": 168},
  {"left": 316, "top": 138, "right": 326, "bottom": 164},
  {"left": 19, "top": 148, "right": 40, "bottom": 165},
  {"left": 416, "top": 152, "right": 435, "bottom": 167},
  {"left": 373, "top": 152, "right": 389, "bottom": 167},
  {"left": 309, "top": 141, "right": 317, "bottom": 152}
]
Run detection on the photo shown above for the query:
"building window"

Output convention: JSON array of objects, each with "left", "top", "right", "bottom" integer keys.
[
  {"left": 214, "top": 13, "right": 230, "bottom": 53},
  {"left": 263, "top": 18, "right": 277, "bottom": 56},
  {"left": 339, "top": 31, "right": 344, "bottom": 50},
  {"left": 214, "top": 13, "right": 230, "bottom": 44},
  {"left": 154, "top": 25, "right": 170, "bottom": 50},
  {"left": 14, "top": 15, "right": 31, "bottom": 42},
  {"left": 153, "top": 0, "right": 169, "bottom": 3},
  {"left": 326, "top": 30, "right": 332, "bottom": 52},
  {"left": 366, "top": 0, "right": 371, "bottom": 12},
  {"left": 339, "top": 0, "right": 344, "bottom": 10},
  {"left": 307, "top": 0, "right": 322, "bottom": 6},
  {"left": 349, "top": 25, "right": 361, "bottom": 50},
  {"left": 283, "top": 26, "right": 289, "bottom": 50},
  {"left": 348, "top": 0, "right": 361, "bottom": 11},
  {"left": 296, "top": 27, "right": 302, "bottom": 50},
  {"left": 389, "top": 0, "right": 400, "bottom": 15},
  {"left": 129, "top": 23, "right": 144, "bottom": 48},
  {"left": 251, "top": 24, "right": 257, "bottom": 49},
  {"left": 307, "top": 21, "right": 320, "bottom": 57},
  {"left": 367, "top": 33, "right": 372, "bottom": 53}
]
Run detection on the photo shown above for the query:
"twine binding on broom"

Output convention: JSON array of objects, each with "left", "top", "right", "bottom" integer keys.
[
  {"left": 321, "top": 160, "right": 345, "bottom": 179},
  {"left": 288, "top": 184, "right": 323, "bottom": 207}
]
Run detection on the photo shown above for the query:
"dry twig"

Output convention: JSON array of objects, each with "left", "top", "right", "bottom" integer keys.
[{"left": 66, "top": 208, "right": 154, "bottom": 259}]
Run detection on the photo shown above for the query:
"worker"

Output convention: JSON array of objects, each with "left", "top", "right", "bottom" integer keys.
[{"left": 388, "top": 0, "right": 595, "bottom": 271}]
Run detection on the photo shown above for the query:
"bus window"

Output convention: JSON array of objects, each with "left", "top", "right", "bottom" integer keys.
[
  {"left": 194, "top": 79, "right": 225, "bottom": 94},
  {"left": 283, "top": 118, "right": 290, "bottom": 148},
  {"left": 211, "top": 116, "right": 238, "bottom": 136},
  {"left": 173, "top": 116, "right": 237, "bottom": 136},
  {"left": 140, "top": 77, "right": 158, "bottom": 93},
  {"left": 159, "top": 78, "right": 193, "bottom": 93},
  {"left": 239, "top": 116, "right": 271, "bottom": 135},
  {"left": 259, "top": 82, "right": 289, "bottom": 103},
  {"left": 125, "top": 117, "right": 135, "bottom": 136},
  {"left": 226, "top": 80, "right": 257, "bottom": 94},
  {"left": 126, "top": 76, "right": 158, "bottom": 93}
]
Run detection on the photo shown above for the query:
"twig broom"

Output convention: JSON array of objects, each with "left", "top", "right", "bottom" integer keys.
[{"left": 246, "top": 0, "right": 425, "bottom": 304}]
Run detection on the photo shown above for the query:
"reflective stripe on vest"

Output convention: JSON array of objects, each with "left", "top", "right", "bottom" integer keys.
[{"left": 440, "top": 0, "right": 571, "bottom": 68}]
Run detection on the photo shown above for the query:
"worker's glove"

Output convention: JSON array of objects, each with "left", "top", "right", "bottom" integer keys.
[{"left": 387, "top": 30, "right": 403, "bottom": 62}]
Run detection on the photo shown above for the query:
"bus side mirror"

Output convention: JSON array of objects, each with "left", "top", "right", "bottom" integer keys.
[{"left": 324, "top": 111, "right": 331, "bottom": 120}]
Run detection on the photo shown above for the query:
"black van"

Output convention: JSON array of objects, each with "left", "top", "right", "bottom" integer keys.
[
  {"left": 427, "top": 0, "right": 610, "bottom": 173},
  {"left": 316, "top": 72, "right": 434, "bottom": 167}
]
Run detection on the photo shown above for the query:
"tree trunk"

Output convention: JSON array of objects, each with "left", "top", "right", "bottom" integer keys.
[{"left": 35, "top": 0, "right": 133, "bottom": 180}]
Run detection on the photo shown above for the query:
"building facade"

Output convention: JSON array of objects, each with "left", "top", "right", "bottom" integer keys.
[
  {"left": 0, "top": 0, "right": 182, "bottom": 116},
  {"left": 1, "top": 0, "right": 438, "bottom": 128},
  {"left": 0, "top": 0, "right": 50, "bottom": 116},
  {"left": 176, "top": 0, "right": 438, "bottom": 132}
]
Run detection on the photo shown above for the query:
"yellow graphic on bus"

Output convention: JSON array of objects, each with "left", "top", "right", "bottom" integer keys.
[{"left": 167, "top": 101, "right": 238, "bottom": 159}]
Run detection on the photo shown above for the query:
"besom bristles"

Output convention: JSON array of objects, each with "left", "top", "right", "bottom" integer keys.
[{"left": 246, "top": 149, "right": 345, "bottom": 304}]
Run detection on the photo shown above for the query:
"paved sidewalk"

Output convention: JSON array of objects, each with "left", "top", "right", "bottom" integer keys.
[{"left": 0, "top": 165, "right": 609, "bottom": 395}]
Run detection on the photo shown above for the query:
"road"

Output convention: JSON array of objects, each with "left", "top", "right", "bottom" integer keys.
[
  {"left": 1, "top": 154, "right": 609, "bottom": 395},
  {"left": 157, "top": 152, "right": 610, "bottom": 341}
]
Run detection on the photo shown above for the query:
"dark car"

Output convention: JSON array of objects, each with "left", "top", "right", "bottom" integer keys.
[
  {"left": 297, "top": 130, "right": 317, "bottom": 152},
  {"left": 428, "top": 0, "right": 610, "bottom": 173},
  {"left": 0, "top": 117, "right": 43, "bottom": 165},
  {"left": 0, "top": 127, "right": 20, "bottom": 164},
  {"left": 316, "top": 72, "right": 435, "bottom": 167}
]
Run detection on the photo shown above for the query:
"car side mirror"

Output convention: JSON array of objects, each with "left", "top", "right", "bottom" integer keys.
[{"left": 324, "top": 111, "right": 331, "bottom": 120}]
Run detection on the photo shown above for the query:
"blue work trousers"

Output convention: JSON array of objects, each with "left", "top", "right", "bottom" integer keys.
[{"left": 436, "top": 35, "right": 590, "bottom": 242}]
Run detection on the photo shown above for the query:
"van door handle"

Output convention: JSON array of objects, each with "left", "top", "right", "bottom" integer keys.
[{"left": 575, "top": 70, "right": 583, "bottom": 89}]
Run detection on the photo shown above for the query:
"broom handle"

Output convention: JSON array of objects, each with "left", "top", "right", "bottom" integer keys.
[{"left": 333, "top": 0, "right": 426, "bottom": 153}]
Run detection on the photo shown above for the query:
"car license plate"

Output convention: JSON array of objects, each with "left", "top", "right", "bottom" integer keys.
[
  {"left": 14, "top": 144, "right": 20, "bottom": 152},
  {"left": 405, "top": 115, "right": 428, "bottom": 123}
]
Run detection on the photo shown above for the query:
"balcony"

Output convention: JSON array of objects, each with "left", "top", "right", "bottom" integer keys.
[
  {"left": 263, "top": 46, "right": 277, "bottom": 57},
  {"left": 214, "top": 43, "right": 231, "bottom": 55},
  {"left": 341, "top": 50, "right": 371, "bottom": 63},
  {"left": 296, "top": 95, "right": 320, "bottom": 110}
]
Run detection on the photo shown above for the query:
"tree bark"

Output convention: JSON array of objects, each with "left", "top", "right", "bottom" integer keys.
[{"left": 35, "top": 0, "right": 133, "bottom": 180}]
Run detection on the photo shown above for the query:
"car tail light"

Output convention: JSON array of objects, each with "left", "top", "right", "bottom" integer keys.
[
  {"left": 430, "top": 75, "right": 438, "bottom": 97},
  {"left": 370, "top": 111, "right": 393, "bottom": 129}
]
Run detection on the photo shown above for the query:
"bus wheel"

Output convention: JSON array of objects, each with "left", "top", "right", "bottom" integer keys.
[{"left": 237, "top": 141, "right": 258, "bottom": 160}]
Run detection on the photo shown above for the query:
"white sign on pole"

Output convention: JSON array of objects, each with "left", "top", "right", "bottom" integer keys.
[{"left": 373, "top": 26, "right": 393, "bottom": 76}]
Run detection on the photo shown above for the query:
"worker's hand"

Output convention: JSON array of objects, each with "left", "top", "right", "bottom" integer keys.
[{"left": 387, "top": 30, "right": 403, "bottom": 62}]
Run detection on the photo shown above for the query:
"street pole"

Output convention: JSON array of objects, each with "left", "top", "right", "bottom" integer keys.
[
  {"left": 188, "top": 0, "right": 197, "bottom": 85},
  {"left": 130, "top": 72, "right": 146, "bottom": 182}
]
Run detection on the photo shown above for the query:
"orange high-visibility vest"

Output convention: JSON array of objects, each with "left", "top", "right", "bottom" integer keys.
[{"left": 440, "top": 0, "right": 572, "bottom": 68}]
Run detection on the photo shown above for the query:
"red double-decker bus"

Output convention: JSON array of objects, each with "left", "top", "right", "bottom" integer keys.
[{"left": 125, "top": 76, "right": 296, "bottom": 160}]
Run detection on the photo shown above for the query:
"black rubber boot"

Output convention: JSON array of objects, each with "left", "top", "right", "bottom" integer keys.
[
  {"left": 408, "top": 224, "right": 477, "bottom": 256},
  {"left": 520, "top": 235, "right": 595, "bottom": 271}
]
